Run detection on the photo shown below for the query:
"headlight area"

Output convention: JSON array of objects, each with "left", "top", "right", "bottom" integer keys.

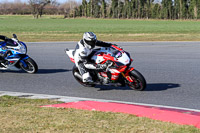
[{"left": 19, "top": 43, "right": 27, "bottom": 54}]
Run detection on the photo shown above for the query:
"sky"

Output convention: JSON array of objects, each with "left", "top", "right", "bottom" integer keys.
[{"left": 1, "top": 0, "right": 81, "bottom": 4}]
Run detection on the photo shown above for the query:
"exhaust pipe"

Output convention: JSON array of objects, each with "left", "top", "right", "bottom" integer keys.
[{"left": 74, "top": 72, "right": 82, "bottom": 80}]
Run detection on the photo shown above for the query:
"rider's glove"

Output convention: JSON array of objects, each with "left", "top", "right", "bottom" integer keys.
[{"left": 112, "top": 44, "right": 118, "bottom": 47}]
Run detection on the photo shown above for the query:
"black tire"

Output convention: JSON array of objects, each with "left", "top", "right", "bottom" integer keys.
[
  {"left": 72, "top": 66, "right": 95, "bottom": 87},
  {"left": 126, "top": 69, "right": 146, "bottom": 91},
  {"left": 19, "top": 58, "right": 38, "bottom": 73}
]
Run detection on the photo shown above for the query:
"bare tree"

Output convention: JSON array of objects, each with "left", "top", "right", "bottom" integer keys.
[
  {"left": 29, "top": 0, "right": 51, "bottom": 18},
  {"left": 0, "top": 1, "right": 31, "bottom": 15},
  {"left": 59, "top": 0, "right": 79, "bottom": 18}
]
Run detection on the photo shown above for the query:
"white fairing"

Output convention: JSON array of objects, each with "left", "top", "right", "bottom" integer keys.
[
  {"left": 6, "top": 38, "right": 27, "bottom": 54},
  {"left": 117, "top": 52, "right": 130, "bottom": 65},
  {"left": 0, "top": 65, "right": 21, "bottom": 70},
  {"left": 91, "top": 47, "right": 130, "bottom": 65},
  {"left": 65, "top": 49, "right": 75, "bottom": 60}
]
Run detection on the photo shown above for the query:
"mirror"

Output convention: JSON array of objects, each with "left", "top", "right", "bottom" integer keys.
[{"left": 13, "top": 34, "right": 17, "bottom": 39}]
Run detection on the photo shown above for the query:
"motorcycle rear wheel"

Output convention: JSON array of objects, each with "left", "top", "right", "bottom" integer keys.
[
  {"left": 126, "top": 69, "right": 146, "bottom": 91},
  {"left": 19, "top": 58, "right": 38, "bottom": 73},
  {"left": 72, "top": 66, "right": 95, "bottom": 87}
]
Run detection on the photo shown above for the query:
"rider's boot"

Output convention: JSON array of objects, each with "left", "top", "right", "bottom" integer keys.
[
  {"left": 82, "top": 72, "right": 93, "bottom": 83},
  {"left": 0, "top": 55, "right": 9, "bottom": 67},
  {"left": 0, "top": 56, "right": 5, "bottom": 63}
]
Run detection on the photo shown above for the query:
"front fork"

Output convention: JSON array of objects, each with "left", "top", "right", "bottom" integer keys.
[
  {"left": 19, "top": 55, "right": 29, "bottom": 68},
  {"left": 121, "top": 67, "right": 135, "bottom": 83}
]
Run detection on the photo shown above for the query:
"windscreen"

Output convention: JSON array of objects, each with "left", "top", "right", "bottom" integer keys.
[
  {"left": 110, "top": 48, "right": 122, "bottom": 58},
  {"left": 6, "top": 39, "right": 18, "bottom": 47}
]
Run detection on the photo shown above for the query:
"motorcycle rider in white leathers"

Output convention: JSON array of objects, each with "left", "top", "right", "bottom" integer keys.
[{"left": 74, "top": 32, "right": 115, "bottom": 83}]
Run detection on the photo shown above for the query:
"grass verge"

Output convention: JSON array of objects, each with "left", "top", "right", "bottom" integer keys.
[
  {"left": 0, "top": 15, "right": 200, "bottom": 42},
  {"left": 0, "top": 95, "right": 199, "bottom": 133}
]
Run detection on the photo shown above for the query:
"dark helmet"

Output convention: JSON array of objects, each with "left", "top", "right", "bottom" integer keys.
[{"left": 83, "top": 32, "right": 97, "bottom": 49}]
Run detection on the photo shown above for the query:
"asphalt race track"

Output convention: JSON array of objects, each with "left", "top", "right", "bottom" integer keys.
[{"left": 1, "top": 42, "right": 200, "bottom": 110}]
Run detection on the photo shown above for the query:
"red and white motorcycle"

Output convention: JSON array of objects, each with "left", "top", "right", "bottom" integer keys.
[{"left": 65, "top": 45, "right": 146, "bottom": 91}]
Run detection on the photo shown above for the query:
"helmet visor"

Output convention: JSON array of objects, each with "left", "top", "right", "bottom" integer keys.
[{"left": 84, "top": 39, "right": 96, "bottom": 49}]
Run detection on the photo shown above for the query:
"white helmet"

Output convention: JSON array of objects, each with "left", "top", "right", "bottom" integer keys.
[{"left": 83, "top": 32, "right": 97, "bottom": 49}]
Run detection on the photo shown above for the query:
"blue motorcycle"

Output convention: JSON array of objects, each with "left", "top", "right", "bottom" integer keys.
[{"left": 0, "top": 34, "right": 38, "bottom": 73}]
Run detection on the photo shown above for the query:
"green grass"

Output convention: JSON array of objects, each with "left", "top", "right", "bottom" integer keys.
[
  {"left": 0, "top": 15, "right": 200, "bottom": 41},
  {"left": 0, "top": 96, "right": 200, "bottom": 133}
]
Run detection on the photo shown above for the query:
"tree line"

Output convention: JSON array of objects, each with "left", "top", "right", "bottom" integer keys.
[
  {"left": 0, "top": 0, "right": 199, "bottom": 19},
  {"left": 77, "top": 0, "right": 200, "bottom": 19}
]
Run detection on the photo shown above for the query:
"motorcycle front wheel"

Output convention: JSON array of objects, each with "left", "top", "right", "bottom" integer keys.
[
  {"left": 72, "top": 66, "right": 95, "bottom": 87},
  {"left": 19, "top": 58, "right": 38, "bottom": 73},
  {"left": 126, "top": 69, "right": 146, "bottom": 91}
]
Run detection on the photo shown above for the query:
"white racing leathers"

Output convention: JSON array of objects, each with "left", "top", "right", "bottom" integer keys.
[{"left": 74, "top": 39, "right": 112, "bottom": 82}]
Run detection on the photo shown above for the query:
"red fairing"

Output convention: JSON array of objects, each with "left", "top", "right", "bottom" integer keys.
[
  {"left": 103, "top": 54, "right": 115, "bottom": 61},
  {"left": 111, "top": 74, "right": 120, "bottom": 80},
  {"left": 99, "top": 71, "right": 120, "bottom": 80},
  {"left": 117, "top": 65, "right": 127, "bottom": 72},
  {"left": 112, "top": 45, "right": 123, "bottom": 51}
]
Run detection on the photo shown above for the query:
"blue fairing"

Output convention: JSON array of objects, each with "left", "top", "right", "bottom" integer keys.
[
  {"left": 21, "top": 55, "right": 29, "bottom": 60},
  {"left": 6, "top": 54, "right": 20, "bottom": 59},
  {"left": 20, "top": 41, "right": 27, "bottom": 54},
  {"left": 20, "top": 41, "right": 26, "bottom": 46},
  {"left": 0, "top": 42, "right": 5, "bottom": 46}
]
